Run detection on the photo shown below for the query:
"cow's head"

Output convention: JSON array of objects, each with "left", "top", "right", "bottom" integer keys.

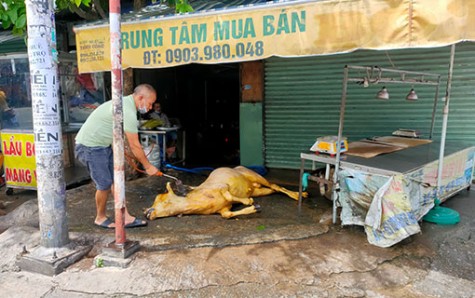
[{"left": 145, "top": 182, "right": 186, "bottom": 220}]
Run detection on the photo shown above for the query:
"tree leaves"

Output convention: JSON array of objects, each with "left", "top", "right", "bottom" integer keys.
[
  {"left": 7, "top": 9, "right": 18, "bottom": 24},
  {"left": 0, "top": 0, "right": 194, "bottom": 36},
  {"left": 2, "top": 18, "right": 12, "bottom": 30},
  {"left": 0, "top": 0, "right": 92, "bottom": 35},
  {"left": 0, "top": 0, "right": 22, "bottom": 34},
  {"left": 15, "top": 14, "right": 26, "bottom": 28},
  {"left": 161, "top": 0, "right": 193, "bottom": 13}
]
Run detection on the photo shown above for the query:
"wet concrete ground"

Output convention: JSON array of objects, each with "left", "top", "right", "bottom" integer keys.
[
  {"left": 65, "top": 168, "right": 331, "bottom": 251},
  {"left": 0, "top": 168, "right": 474, "bottom": 297}
]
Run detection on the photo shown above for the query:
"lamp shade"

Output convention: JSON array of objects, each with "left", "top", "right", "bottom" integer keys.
[
  {"left": 376, "top": 87, "right": 389, "bottom": 100},
  {"left": 406, "top": 89, "right": 418, "bottom": 101}
]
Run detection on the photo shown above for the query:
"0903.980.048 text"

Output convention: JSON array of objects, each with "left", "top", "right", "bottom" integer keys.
[{"left": 143, "top": 41, "right": 264, "bottom": 65}]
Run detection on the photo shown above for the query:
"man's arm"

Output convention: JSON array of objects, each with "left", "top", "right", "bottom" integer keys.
[{"left": 125, "top": 131, "right": 159, "bottom": 175}]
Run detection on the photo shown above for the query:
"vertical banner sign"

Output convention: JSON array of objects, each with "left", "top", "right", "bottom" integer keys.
[
  {"left": 26, "top": 0, "right": 69, "bottom": 248},
  {"left": 1, "top": 132, "right": 37, "bottom": 188}
]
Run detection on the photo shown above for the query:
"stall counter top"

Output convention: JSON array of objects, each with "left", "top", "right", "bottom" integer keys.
[{"left": 303, "top": 141, "right": 475, "bottom": 175}]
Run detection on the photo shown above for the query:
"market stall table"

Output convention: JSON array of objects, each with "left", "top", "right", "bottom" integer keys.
[
  {"left": 299, "top": 141, "right": 475, "bottom": 247},
  {"left": 298, "top": 61, "right": 470, "bottom": 247}
]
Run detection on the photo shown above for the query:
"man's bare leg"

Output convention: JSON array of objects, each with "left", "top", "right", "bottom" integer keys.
[
  {"left": 110, "top": 184, "right": 146, "bottom": 226},
  {"left": 95, "top": 189, "right": 114, "bottom": 228}
]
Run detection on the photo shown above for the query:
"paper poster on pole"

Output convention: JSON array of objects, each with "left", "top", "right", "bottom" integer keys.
[
  {"left": 30, "top": 69, "right": 62, "bottom": 156},
  {"left": 28, "top": 38, "right": 52, "bottom": 68}
]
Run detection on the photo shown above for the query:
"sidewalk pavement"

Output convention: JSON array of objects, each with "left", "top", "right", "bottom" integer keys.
[{"left": 0, "top": 169, "right": 474, "bottom": 297}]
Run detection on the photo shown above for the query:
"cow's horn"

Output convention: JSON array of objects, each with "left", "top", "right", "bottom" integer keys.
[{"left": 166, "top": 182, "right": 175, "bottom": 194}]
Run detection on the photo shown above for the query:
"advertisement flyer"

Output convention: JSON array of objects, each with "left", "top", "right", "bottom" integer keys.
[{"left": 1, "top": 131, "right": 37, "bottom": 188}]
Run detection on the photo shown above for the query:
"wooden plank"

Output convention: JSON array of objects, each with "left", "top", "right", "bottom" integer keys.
[
  {"left": 346, "top": 141, "right": 403, "bottom": 158},
  {"left": 241, "top": 61, "right": 263, "bottom": 102},
  {"left": 371, "top": 136, "right": 432, "bottom": 148},
  {"left": 346, "top": 136, "right": 432, "bottom": 158}
]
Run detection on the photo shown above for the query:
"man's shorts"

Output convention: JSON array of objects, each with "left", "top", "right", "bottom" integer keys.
[{"left": 75, "top": 144, "right": 113, "bottom": 190}]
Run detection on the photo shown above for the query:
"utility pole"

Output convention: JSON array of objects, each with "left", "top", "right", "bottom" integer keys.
[
  {"left": 110, "top": 0, "right": 127, "bottom": 245},
  {"left": 92, "top": 0, "right": 140, "bottom": 266},
  {"left": 100, "top": 0, "right": 140, "bottom": 259},
  {"left": 16, "top": 0, "right": 90, "bottom": 276},
  {"left": 26, "top": 0, "right": 68, "bottom": 248}
]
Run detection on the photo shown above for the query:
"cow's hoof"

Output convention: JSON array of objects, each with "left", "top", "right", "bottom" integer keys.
[
  {"left": 254, "top": 204, "right": 262, "bottom": 213},
  {"left": 144, "top": 208, "right": 155, "bottom": 219}
]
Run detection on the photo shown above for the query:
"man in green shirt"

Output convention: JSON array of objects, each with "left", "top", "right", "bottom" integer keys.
[{"left": 75, "top": 84, "right": 159, "bottom": 229}]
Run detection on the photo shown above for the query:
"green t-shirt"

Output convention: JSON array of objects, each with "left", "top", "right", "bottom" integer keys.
[{"left": 75, "top": 95, "right": 138, "bottom": 147}]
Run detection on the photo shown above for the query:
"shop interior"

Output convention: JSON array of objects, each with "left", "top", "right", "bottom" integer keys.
[
  {"left": 133, "top": 63, "right": 241, "bottom": 167},
  {"left": 0, "top": 57, "right": 31, "bottom": 129}
]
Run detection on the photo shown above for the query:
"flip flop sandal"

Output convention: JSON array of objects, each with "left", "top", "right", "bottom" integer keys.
[
  {"left": 124, "top": 218, "right": 148, "bottom": 228},
  {"left": 95, "top": 217, "right": 115, "bottom": 229}
]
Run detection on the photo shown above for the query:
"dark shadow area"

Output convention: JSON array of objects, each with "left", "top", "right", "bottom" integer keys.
[{"left": 135, "top": 63, "right": 240, "bottom": 168}]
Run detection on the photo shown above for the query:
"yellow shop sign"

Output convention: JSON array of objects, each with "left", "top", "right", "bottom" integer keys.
[
  {"left": 1, "top": 131, "right": 37, "bottom": 188},
  {"left": 75, "top": 0, "right": 475, "bottom": 73}
]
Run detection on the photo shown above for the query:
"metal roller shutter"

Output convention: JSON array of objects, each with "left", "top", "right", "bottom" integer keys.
[
  {"left": 0, "top": 33, "right": 26, "bottom": 55},
  {"left": 264, "top": 42, "right": 475, "bottom": 169}
]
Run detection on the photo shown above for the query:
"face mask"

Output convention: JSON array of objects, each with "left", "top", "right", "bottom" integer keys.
[{"left": 138, "top": 104, "right": 148, "bottom": 114}]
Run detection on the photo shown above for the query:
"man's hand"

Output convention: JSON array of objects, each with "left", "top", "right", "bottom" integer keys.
[
  {"left": 126, "top": 131, "right": 160, "bottom": 176},
  {"left": 144, "top": 164, "right": 159, "bottom": 176}
]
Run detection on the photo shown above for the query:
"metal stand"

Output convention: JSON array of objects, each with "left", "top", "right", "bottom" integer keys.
[
  {"left": 93, "top": 240, "right": 141, "bottom": 269},
  {"left": 16, "top": 242, "right": 91, "bottom": 276},
  {"left": 331, "top": 65, "right": 442, "bottom": 224},
  {"left": 422, "top": 44, "right": 461, "bottom": 224}
]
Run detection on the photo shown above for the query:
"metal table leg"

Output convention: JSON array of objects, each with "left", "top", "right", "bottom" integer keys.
[
  {"left": 331, "top": 180, "right": 339, "bottom": 224},
  {"left": 298, "top": 157, "right": 305, "bottom": 214},
  {"left": 162, "top": 133, "right": 167, "bottom": 165}
]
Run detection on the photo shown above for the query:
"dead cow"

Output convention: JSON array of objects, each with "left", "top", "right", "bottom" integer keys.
[{"left": 145, "top": 166, "right": 307, "bottom": 219}]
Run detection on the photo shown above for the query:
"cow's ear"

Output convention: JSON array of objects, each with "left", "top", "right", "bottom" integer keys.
[{"left": 166, "top": 182, "right": 175, "bottom": 195}]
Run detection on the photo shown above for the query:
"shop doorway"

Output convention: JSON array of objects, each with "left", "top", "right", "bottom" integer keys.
[{"left": 135, "top": 63, "right": 240, "bottom": 167}]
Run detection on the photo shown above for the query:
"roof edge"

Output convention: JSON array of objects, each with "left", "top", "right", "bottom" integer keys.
[{"left": 74, "top": 0, "right": 315, "bottom": 32}]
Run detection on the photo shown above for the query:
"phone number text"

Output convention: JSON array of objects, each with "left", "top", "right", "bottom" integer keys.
[{"left": 143, "top": 41, "right": 264, "bottom": 65}]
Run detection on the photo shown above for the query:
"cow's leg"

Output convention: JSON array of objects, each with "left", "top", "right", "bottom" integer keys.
[
  {"left": 254, "top": 181, "right": 308, "bottom": 201},
  {"left": 235, "top": 166, "right": 307, "bottom": 200},
  {"left": 222, "top": 190, "right": 254, "bottom": 205},
  {"left": 253, "top": 181, "right": 306, "bottom": 201},
  {"left": 267, "top": 184, "right": 307, "bottom": 201},
  {"left": 219, "top": 205, "right": 258, "bottom": 219},
  {"left": 251, "top": 187, "right": 276, "bottom": 197},
  {"left": 250, "top": 185, "right": 308, "bottom": 201}
]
